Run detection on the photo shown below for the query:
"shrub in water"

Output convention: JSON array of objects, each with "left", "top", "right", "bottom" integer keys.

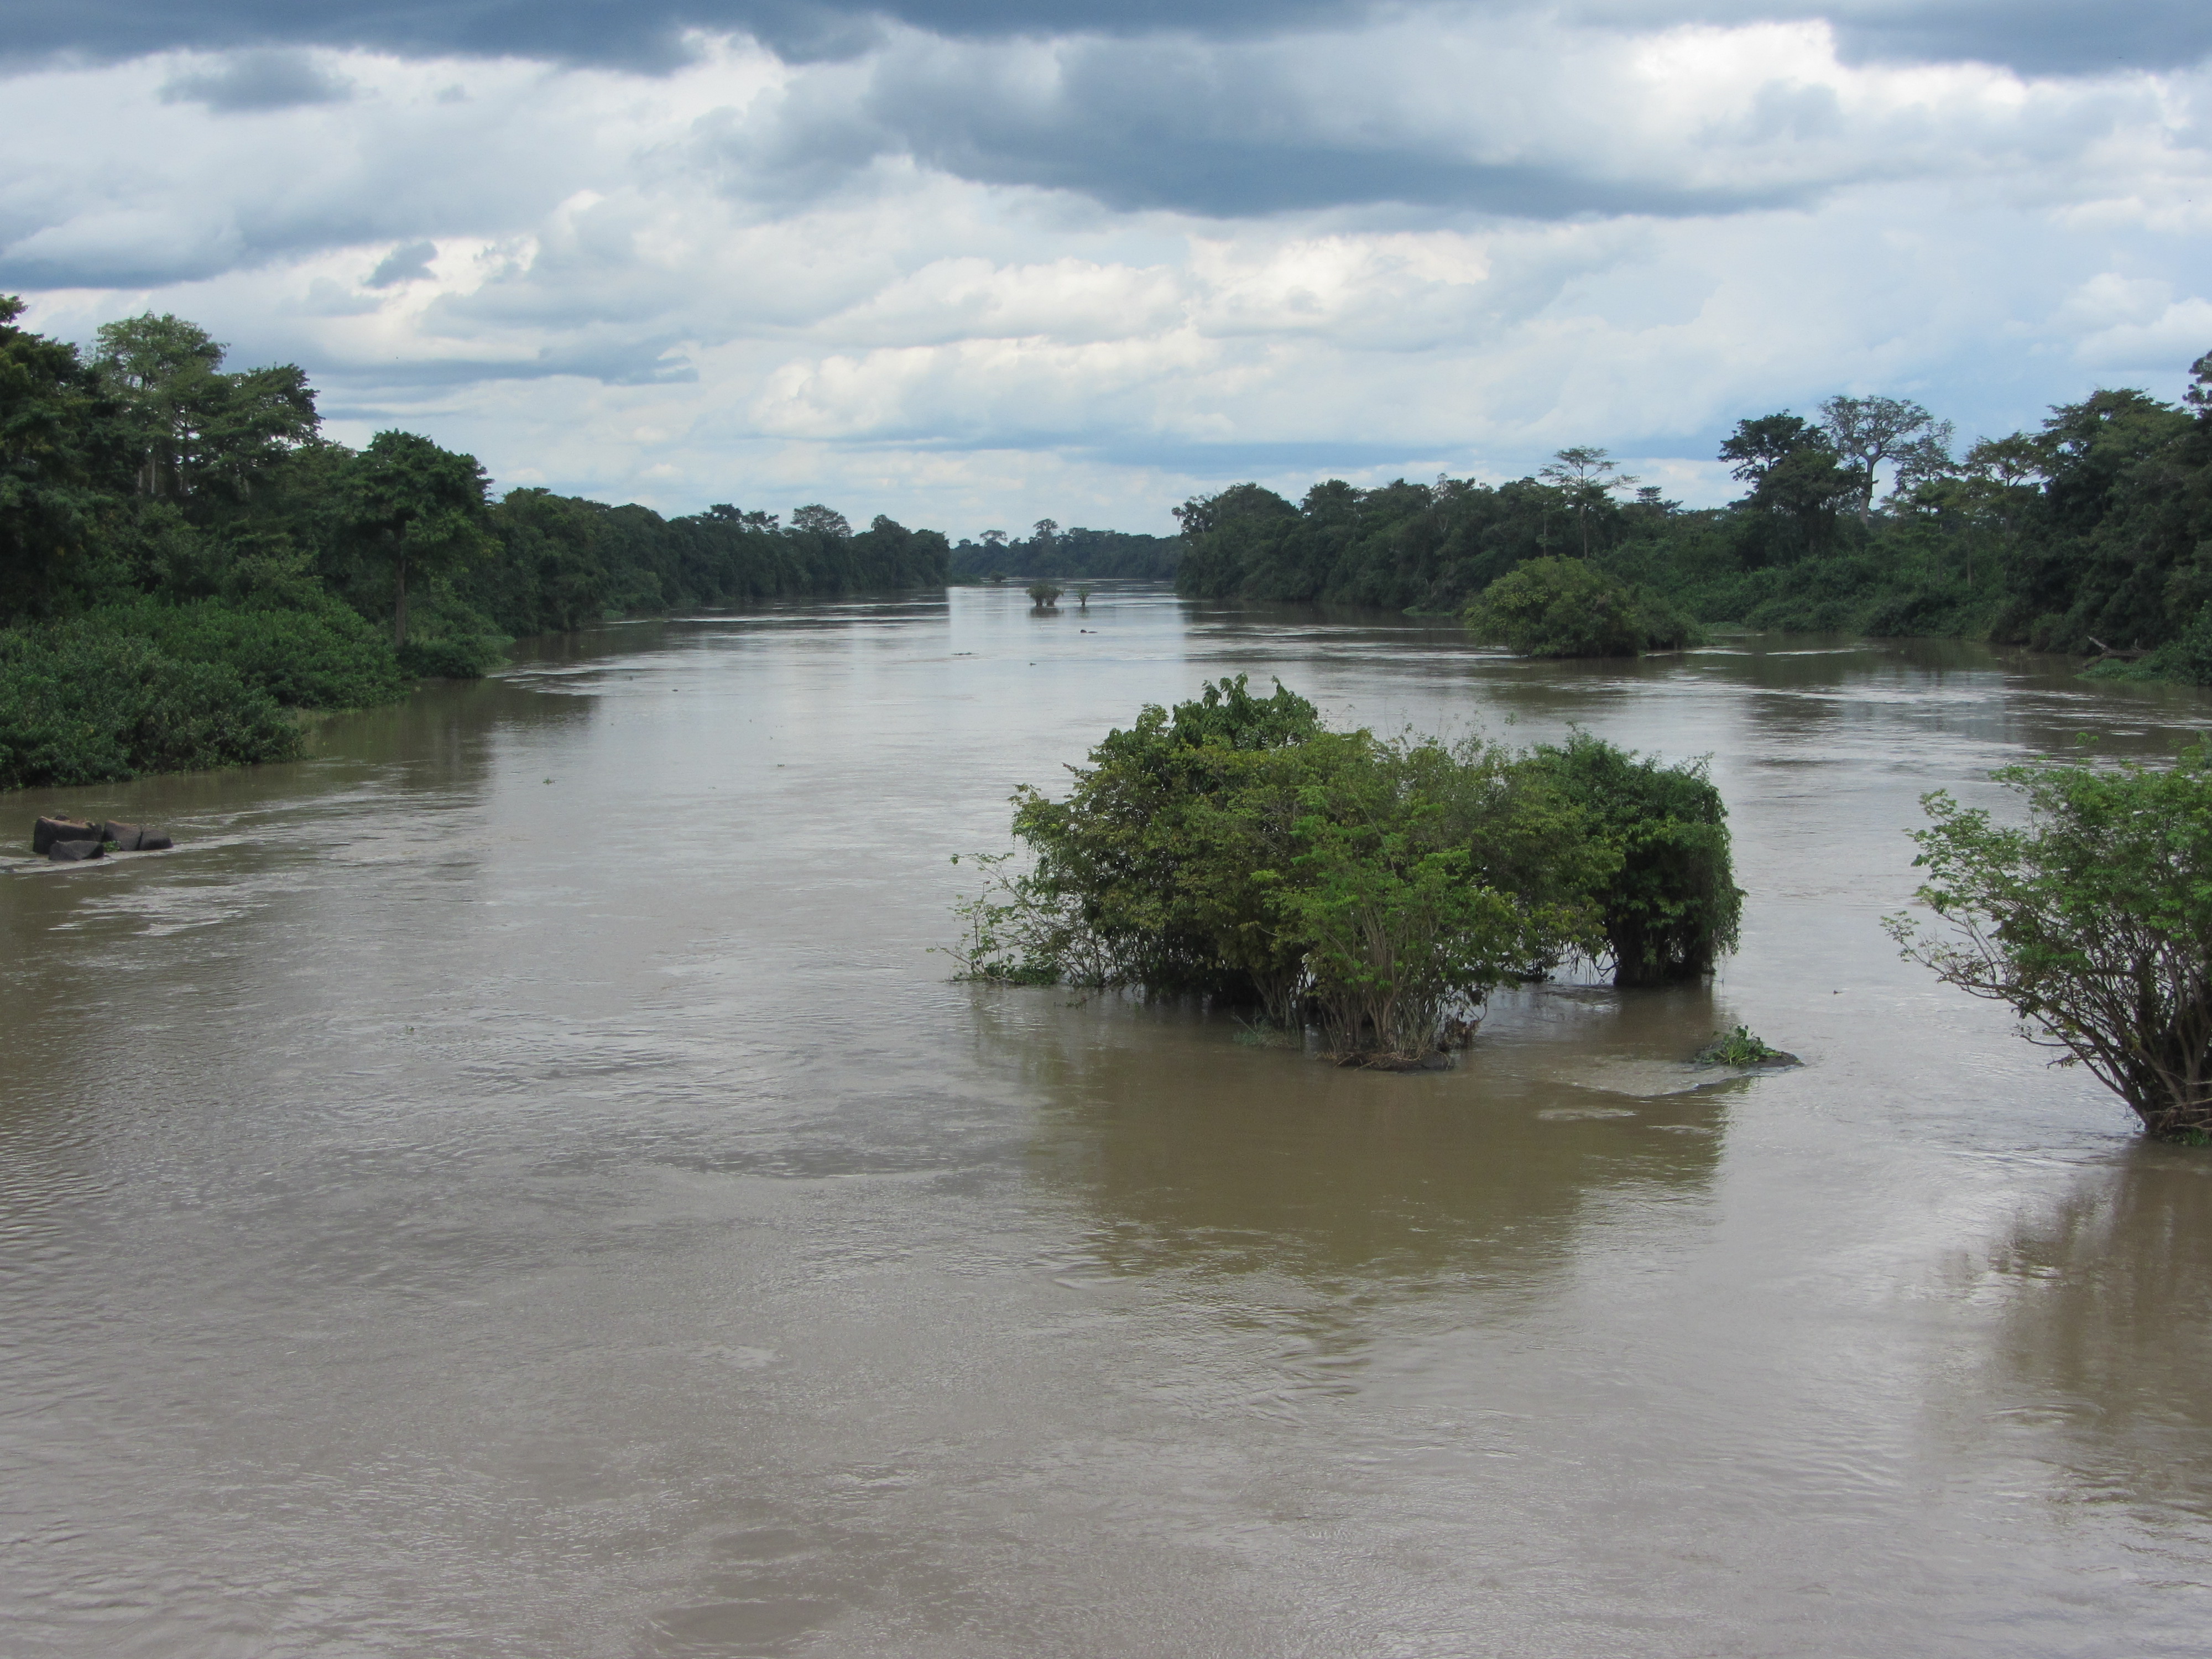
[
  {"left": 1890, "top": 747, "right": 2212, "bottom": 1140},
  {"left": 1465, "top": 557, "right": 1701, "bottom": 658},
  {"left": 951, "top": 677, "right": 1735, "bottom": 1064},
  {"left": 1696, "top": 1025, "right": 1777, "bottom": 1066},
  {"left": 1521, "top": 732, "right": 1743, "bottom": 985}
]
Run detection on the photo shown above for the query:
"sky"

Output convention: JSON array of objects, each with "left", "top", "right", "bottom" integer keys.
[{"left": 4, "top": 2, "right": 2209, "bottom": 536}]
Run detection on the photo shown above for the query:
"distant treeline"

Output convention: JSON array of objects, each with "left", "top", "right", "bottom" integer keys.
[
  {"left": 0, "top": 298, "right": 947, "bottom": 789},
  {"left": 948, "top": 518, "right": 1180, "bottom": 582},
  {"left": 1178, "top": 358, "right": 2212, "bottom": 677}
]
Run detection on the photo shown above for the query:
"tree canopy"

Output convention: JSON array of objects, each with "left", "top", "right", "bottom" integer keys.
[
  {"left": 1890, "top": 748, "right": 2212, "bottom": 1140},
  {"left": 0, "top": 298, "right": 953, "bottom": 790},
  {"left": 1171, "top": 346, "right": 2212, "bottom": 676}
]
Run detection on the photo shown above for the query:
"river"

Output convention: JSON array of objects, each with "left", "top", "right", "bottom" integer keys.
[{"left": 3, "top": 586, "right": 2209, "bottom": 1656}]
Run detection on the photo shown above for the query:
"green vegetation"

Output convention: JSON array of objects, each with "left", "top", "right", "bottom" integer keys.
[
  {"left": 950, "top": 677, "right": 1741, "bottom": 1064},
  {"left": 1175, "top": 361, "right": 2212, "bottom": 678},
  {"left": 1, "top": 296, "right": 950, "bottom": 790},
  {"left": 1889, "top": 748, "right": 2212, "bottom": 1140},
  {"left": 1464, "top": 556, "right": 1699, "bottom": 658},
  {"left": 1697, "top": 1026, "right": 1778, "bottom": 1067},
  {"left": 1520, "top": 733, "right": 1741, "bottom": 984},
  {"left": 950, "top": 518, "right": 1180, "bottom": 583},
  {"left": 0, "top": 619, "right": 300, "bottom": 791},
  {"left": 1027, "top": 581, "right": 1064, "bottom": 608}
]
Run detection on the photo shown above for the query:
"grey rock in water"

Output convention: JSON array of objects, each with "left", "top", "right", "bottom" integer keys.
[
  {"left": 101, "top": 821, "right": 143, "bottom": 852},
  {"left": 138, "top": 832, "right": 174, "bottom": 852},
  {"left": 47, "top": 838, "right": 105, "bottom": 862},
  {"left": 33, "top": 816, "right": 98, "bottom": 855}
]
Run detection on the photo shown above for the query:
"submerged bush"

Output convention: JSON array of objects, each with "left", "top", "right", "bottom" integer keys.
[
  {"left": 0, "top": 619, "right": 301, "bottom": 791},
  {"left": 1888, "top": 748, "right": 2212, "bottom": 1140},
  {"left": 1697, "top": 1025, "right": 1777, "bottom": 1066},
  {"left": 1464, "top": 557, "right": 1702, "bottom": 658},
  {"left": 951, "top": 676, "right": 1739, "bottom": 1063},
  {"left": 1521, "top": 732, "right": 1743, "bottom": 985}
]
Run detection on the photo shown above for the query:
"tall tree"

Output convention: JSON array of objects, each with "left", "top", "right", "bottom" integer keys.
[
  {"left": 1538, "top": 446, "right": 1637, "bottom": 556},
  {"left": 349, "top": 430, "right": 490, "bottom": 648},
  {"left": 0, "top": 296, "right": 106, "bottom": 617},
  {"left": 91, "top": 314, "right": 316, "bottom": 507},
  {"left": 1819, "top": 394, "right": 1949, "bottom": 523},
  {"left": 1719, "top": 414, "right": 1856, "bottom": 562}
]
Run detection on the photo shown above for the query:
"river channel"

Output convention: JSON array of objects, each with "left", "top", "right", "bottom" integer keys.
[{"left": 4, "top": 586, "right": 2210, "bottom": 1657}]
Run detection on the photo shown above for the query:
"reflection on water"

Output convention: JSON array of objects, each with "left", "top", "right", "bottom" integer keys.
[
  {"left": 4, "top": 586, "right": 2212, "bottom": 1656},
  {"left": 1013, "top": 983, "right": 1733, "bottom": 1293},
  {"left": 1973, "top": 1148, "right": 2212, "bottom": 1528}
]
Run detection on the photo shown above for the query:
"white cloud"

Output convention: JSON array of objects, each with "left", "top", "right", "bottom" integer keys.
[{"left": 2, "top": 17, "right": 2209, "bottom": 535}]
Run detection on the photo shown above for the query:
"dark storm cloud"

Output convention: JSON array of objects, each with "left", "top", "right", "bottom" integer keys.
[
  {"left": 715, "top": 33, "right": 1815, "bottom": 222},
  {"left": 6, "top": 1, "right": 2210, "bottom": 75},
  {"left": 0, "top": 0, "right": 1350, "bottom": 69},
  {"left": 366, "top": 240, "right": 438, "bottom": 286},
  {"left": 1792, "top": 2, "right": 2211, "bottom": 77},
  {"left": 159, "top": 48, "right": 353, "bottom": 110}
]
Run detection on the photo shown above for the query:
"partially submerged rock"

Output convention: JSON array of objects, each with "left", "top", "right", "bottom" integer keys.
[
  {"left": 28, "top": 815, "right": 173, "bottom": 860},
  {"left": 33, "top": 816, "right": 98, "bottom": 855}
]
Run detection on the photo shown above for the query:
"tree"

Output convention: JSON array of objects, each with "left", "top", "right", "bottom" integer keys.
[
  {"left": 1718, "top": 414, "right": 1822, "bottom": 486},
  {"left": 790, "top": 504, "right": 851, "bottom": 538},
  {"left": 1027, "top": 581, "right": 1063, "bottom": 608},
  {"left": 1888, "top": 749, "right": 2212, "bottom": 1139},
  {"left": 348, "top": 431, "right": 490, "bottom": 648},
  {"left": 1522, "top": 733, "right": 1741, "bottom": 986},
  {"left": 1897, "top": 434, "right": 2043, "bottom": 587},
  {"left": 91, "top": 314, "right": 316, "bottom": 507},
  {"left": 1819, "top": 394, "right": 1950, "bottom": 522},
  {"left": 1465, "top": 557, "right": 1644, "bottom": 657},
  {"left": 955, "top": 679, "right": 1730, "bottom": 1061},
  {"left": 0, "top": 296, "right": 106, "bottom": 617},
  {"left": 1538, "top": 446, "right": 1637, "bottom": 556},
  {"left": 1032, "top": 518, "right": 1058, "bottom": 541},
  {"left": 1719, "top": 414, "right": 1856, "bottom": 563}
]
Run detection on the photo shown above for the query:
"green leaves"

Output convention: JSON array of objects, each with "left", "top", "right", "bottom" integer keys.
[
  {"left": 961, "top": 679, "right": 1739, "bottom": 1062},
  {"left": 90, "top": 312, "right": 318, "bottom": 507},
  {"left": 1891, "top": 748, "right": 2212, "bottom": 1137},
  {"left": 1463, "top": 556, "right": 1698, "bottom": 658}
]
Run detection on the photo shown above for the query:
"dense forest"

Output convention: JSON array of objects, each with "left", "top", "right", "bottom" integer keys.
[
  {"left": 947, "top": 520, "right": 1180, "bottom": 582},
  {"left": 1177, "top": 355, "right": 2212, "bottom": 678},
  {"left": 0, "top": 300, "right": 948, "bottom": 789}
]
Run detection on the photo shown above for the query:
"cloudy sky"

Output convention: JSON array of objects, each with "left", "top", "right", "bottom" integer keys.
[{"left": 5, "top": 2, "right": 2209, "bottom": 535}]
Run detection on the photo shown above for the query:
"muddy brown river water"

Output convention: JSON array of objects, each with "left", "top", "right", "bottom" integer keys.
[{"left": 4, "top": 586, "right": 2211, "bottom": 1657}]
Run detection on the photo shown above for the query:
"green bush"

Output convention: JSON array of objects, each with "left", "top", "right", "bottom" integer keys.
[
  {"left": 1465, "top": 557, "right": 1700, "bottom": 657},
  {"left": 1890, "top": 747, "right": 2212, "bottom": 1139},
  {"left": 95, "top": 598, "right": 408, "bottom": 708},
  {"left": 1521, "top": 732, "right": 1743, "bottom": 985},
  {"left": 1696, "top": 1025, "right": 1777, "bottom": 1066},
  {"left": 397, "top": 633, "right": 504, "bottom": 679},
  {"left": 952, "top": 678, "right": 1740, "bottom": 1063},
  {"left": 0, "top": 619, "right": 301, "bottom": 791}
]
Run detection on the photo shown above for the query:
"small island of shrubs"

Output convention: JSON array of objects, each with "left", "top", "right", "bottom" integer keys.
[
  {"left": 1463, "top": 556, "right": 1701, "bottom": 658},
  {"left": 951, "top": 676, "right": 1741, "bottom": 1066}
]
